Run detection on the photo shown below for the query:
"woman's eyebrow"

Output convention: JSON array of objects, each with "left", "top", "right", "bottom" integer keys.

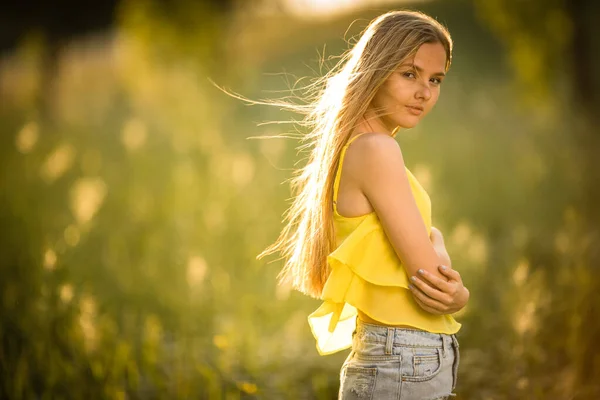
[{"left": 404, "top": 63, "right": 446, "bottom": 77}]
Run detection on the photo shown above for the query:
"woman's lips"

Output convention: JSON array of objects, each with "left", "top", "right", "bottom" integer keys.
[{"left": 405, "top": 105, "right": 424, "bottom": 116}]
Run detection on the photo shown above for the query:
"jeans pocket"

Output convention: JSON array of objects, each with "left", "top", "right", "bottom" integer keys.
[
  {"left": 339, "top": 366, "right": 377, "bottom": 399},
  {"left": 403, "top": 347, "right": 443, "bottom": 382}
]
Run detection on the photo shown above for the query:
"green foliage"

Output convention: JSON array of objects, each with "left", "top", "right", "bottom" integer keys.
[{"left": 1, "top": 0, "right": 599, "bottom": 399}]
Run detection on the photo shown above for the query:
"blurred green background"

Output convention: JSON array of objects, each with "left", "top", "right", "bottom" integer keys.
[{"left": 1, "top": 0, "right": 600, "bottom": 398}]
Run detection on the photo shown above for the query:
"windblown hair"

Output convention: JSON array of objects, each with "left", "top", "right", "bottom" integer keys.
[{"left": 256, "top": 10, "right": 453, "bottom": 298}]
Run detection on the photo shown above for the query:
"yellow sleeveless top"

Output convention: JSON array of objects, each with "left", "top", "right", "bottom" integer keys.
[{"left": 307, "top": 133, "right": 461, "bottom": 355}]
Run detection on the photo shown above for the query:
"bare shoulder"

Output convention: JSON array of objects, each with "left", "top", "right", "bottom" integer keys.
[
  {"left": 348, "top": 133, "right": 405, "bottom": 179},
  {"left": 343, "top": 132, "right": 445, "bottom": 281},
  {"left": 351, "top": 132, "right": 400, "bottom": 152}
]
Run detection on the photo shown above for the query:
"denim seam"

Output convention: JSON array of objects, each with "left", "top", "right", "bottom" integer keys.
[
  {"left": 354, "top": 354, "right": 402, "bottom": 362},
  {"left": 402, "top": 347, "right": 443, "bottom": 382},
  {"left": 441, "top": 334, "right": 447, "bottom": 358},
  {"left": 361, "top": 339, "right": 443, "bottom": 348}
]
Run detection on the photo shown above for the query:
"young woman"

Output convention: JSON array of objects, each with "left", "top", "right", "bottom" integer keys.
[{"left": 258, "top": 10, "right": 469, "bottom": 399}]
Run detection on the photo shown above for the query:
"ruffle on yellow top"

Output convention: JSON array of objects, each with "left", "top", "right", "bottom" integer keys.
[{"left": 308, "top": 167, "right": 461, "bottom": 355}]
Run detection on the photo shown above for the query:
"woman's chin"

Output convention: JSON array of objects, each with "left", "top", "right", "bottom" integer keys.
[{"left": 396, "top": 118, "right": 420, "bottom": 130}]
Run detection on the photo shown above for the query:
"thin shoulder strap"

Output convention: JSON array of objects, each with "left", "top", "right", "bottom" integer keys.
[{"left": 332, "top": 132, "right": 370, "bottom": 212}]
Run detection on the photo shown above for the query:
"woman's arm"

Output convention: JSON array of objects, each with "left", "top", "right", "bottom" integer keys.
[
  {"left": 353, "top": 133, "right": 447, "bottom": 282},
  {"left": 352, "top": 134, "right": 468, "bottom": 314},
  {"left": 410, "top": 266, "right": 470, "bottom": 314},
  {"left": 430, "top": 227, "right": 451, "bottom": 268},
  {"left": 409, "top": 226, "right": 470, "bottom": 315}
]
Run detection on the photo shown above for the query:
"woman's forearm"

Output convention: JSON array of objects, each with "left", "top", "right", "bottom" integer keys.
[
  {"left": 435, "top": 246, "right": 452, "bottom": 268},
  {"left": 430, "top": 227, "right": 452, "bottom": 268}
]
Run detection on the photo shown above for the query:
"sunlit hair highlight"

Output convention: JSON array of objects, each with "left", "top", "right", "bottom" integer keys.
[{"left": 244, "top": 10, "right": 452, "bottom": 298}]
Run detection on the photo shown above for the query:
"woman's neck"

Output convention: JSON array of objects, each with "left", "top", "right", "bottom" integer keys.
[{"left": 353, "top": 111, "right": 400, "bottom": 137}]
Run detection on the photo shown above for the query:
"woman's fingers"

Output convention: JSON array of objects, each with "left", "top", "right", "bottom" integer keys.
[
  {"left": 409, "top": 283, "right": 448, "bottom": 313},
  {"left": 410, "top": 274, "right": 450, "bottom": 303},
  {"left": 411, "top": 293, "right": 443, "bottom": 315},
  {"left": 413, "top": 269, "right": 452, "bottom": 292},
  {"left": 438, "top": 265, "right": 462, "bottom": 283},
  {"left": 414, "top": 298, "right": 443, "bottom": 315}
]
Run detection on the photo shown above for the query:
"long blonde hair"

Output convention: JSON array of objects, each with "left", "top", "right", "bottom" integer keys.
[{"left": 257, "top": 10, "right": 453, "bottom": 298}]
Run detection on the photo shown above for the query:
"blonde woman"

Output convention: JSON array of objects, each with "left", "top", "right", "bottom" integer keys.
[{"left": 259, "top": 10, "right": 469, "bottom": 399}]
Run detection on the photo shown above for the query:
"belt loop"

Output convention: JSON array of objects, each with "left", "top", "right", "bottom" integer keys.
[
  {"left": 441, "top": 334, "right": 447, "bottom": 358},
  {"left": 385, "top": 328, "right": 394, "bottom": 355}
]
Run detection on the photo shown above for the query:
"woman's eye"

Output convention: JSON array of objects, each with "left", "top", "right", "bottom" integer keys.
[
  {"left": 403, "top": 71, "right": 415, "bottom": 79},
  {"left": 430, "top": 77, "right": 442, "bottom": 85}
]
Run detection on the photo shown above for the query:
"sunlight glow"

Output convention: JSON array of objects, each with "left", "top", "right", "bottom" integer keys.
[
  {"left": 15, "top": 121, "right": 39, "bottom": 154},
  {"left": 512, "top": 259, "right": 529, "bottom": 286},
  {"left": 43, "top": 248, "right": 57, "bottom": 271},
  {"left": 40, "top": 144, "right": 75, "bottom": 183},
  {"left": 121, "top": 118, "right": 147, "bottom": 151},
  {"left": 514, "top": 300, "right": 537, "bottom": 335},
  {"left": 60, "top": 284, "right": 74, "bottom": 303},
  {"left": 450, "top": 221, "right": 472, "bottom": 247},
  {"left": 275, "top": 279, "right": 292, "bottom": 300},
  {"left": 259, "top": 134, "right": 286, "bottom": 164},
  {"left": 79, "top": 294, "right": 97, "bottom": 352},
  {"left": 64, "top": 225, "right": 81, "bottom": 247},
  {"left": 187, "top": 256, "right": 208, "bottom": 288},
  {"left": 280, "top": 0, "right": 432, "bottom": 19},
  {"left": 413, "top": 164, "right": 432, "bottom": 191},
  {"left": 467, "top": 235, "right": 487, "bottom": 264},
  {"left": 70, "top": 178, "right": 108, "bottom": 224},
  {"left": 231, "top": 153, "right": 255, "bottom": 188}
]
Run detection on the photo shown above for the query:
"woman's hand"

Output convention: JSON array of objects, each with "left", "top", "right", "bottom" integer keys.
[{"left": 408, "top": 265, "right": 469, "bottom": 315}]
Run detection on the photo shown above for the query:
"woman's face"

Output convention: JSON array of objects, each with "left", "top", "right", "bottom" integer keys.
[{"left": 370, "top": 42, "right": 447, "bottom": 130}]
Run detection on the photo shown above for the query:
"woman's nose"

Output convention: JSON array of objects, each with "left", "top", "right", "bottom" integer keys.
[{"left": 416, "top": 82, "right": 432, "bottom": 101}]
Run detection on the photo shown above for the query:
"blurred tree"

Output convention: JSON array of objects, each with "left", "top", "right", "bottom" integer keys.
[
  {"left": 0, "top": 0, "right": 235, "bottom": 122},
  {"left": 2, "top": 0, "right": 599, "bottom": 398},
  {"left": 0, "top": 0, "right": 238, "bottom": 398},
  {"left": 0, "top": 0, "right": 235, "bottom": 52},
  {"left": 474, "top": 0, "right": 600, "bottom": 397}
]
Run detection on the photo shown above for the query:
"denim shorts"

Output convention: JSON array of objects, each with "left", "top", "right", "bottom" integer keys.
[{"left": 338, "top": 318, "right": 460, "bottom": 400}]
